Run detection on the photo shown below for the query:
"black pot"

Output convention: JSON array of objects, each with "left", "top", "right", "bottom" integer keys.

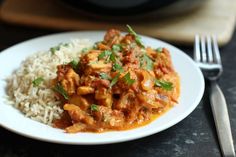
[{"left": 60, "top": 0, "right": 180, "bottom": 16}]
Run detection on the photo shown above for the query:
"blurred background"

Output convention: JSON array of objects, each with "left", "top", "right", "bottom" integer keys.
[{"left": 0, "top": 0, "right": 236, "bottom": 46}]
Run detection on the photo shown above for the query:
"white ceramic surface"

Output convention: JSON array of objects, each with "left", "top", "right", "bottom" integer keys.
[{"left": 0, "top": 31, "right": 205, "bottom": 145}]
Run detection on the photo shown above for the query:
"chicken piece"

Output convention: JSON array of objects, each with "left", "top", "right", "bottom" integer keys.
[
  {"left": 113, "top": 91, "right": 135, "bottom": 110},
  {"left": 122, "top": 49, "right": 138, "bottom": 65},
  {"left": 159, "top": 72, "right": 180, "bottom": 105},
  {"left": 64, "top": 104, "right": 94, "bottom": 125},
  {"left": 154, "top": 48, "right": 174, "bottom": 77},
  {"left": 65, "top": 122, "right": 87, "bottom": 133},
  {"left": 89, "top": 61, "right": 112, "bottom": 71},
  {"left": 121, "top": 34, "right": 135, "bottom": 45},
  {"left": 92, "top": 79, "right": 110, "bottom": 88},
  {"left": 79, "top": 75, "right": 95, "bottom": 87},
  {"left": 60, "top": 68, "right": 80, "bottom": 95},
  {"left": 95, "top": 88, "right": 109, "bottom": 100},
  {"left": 83, "top": 50, "right": 101, "bottom": 62},
  {"left": 77, "top": 86, "right": 95, "bottom": 95},
  {"left": 68, "top": 95, "right": 90, "bottom": 110},
  {"left": 140, "top": 70, "right": 154, "bottom": 91},
  {"left": 98, "top": 94, "right": 113, "bottom": 108},
  {"left": 56, "top": 65, "right": 80, "bottom": 95},
  {"left": 83, "top": 60, "right": 112, "bottom": 75},
  {"left": 137, "top": 90, "right": 164, "bottom": 109},
  {"left": 104, "top": 29, "right": 121, "bottom": 45},
  {"left": 56, "top": 64, "right": 71, "bottom": 81},
  {"left": 92, "top": 106, "right": 124, "bottom": 128},
  {"left": 146, "top": 47, "right": 157, "bottom": 59},
  {"left": 97, "top": 42, "right": 110, "bottom": 50},
  {"left": 79, "top": 50, "right": 101, "bottom": 75},
  {"left": 95, "top": 88, "right": 113, "bottom": 108}
]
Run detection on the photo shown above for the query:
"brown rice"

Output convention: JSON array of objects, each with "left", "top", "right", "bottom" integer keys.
[{"left": 6, "top": 39, "right": 92, "bottom": 125}]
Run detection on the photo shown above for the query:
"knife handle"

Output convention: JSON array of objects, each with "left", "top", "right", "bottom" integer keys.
[{"left": 210, "top": 81, "right": 235, "bottom": 157}]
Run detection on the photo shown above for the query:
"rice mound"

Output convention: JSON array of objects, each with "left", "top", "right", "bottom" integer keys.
[{"left": 6, "top": 39, "right": 92, "bottom": 125}]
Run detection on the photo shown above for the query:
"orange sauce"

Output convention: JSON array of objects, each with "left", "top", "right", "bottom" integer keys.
[{"left": 54, "top": 76, "right": 180, "bottom": 133}]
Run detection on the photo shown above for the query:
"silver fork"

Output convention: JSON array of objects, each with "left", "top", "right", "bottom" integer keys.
[{"left": 194, "top": 35, "right": 235, "bottom": 157}]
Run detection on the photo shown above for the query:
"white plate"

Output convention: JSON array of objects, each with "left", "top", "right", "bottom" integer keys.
[{"left": 0, "top": 31, "right": 204, "bottom": 145}]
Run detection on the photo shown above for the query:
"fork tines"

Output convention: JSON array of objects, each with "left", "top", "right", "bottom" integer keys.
[{"left": 194, "top": 35, "right": 221, "bottom": 65}]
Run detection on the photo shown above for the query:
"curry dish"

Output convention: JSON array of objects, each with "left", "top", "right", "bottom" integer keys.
[{"left": 52, "top": 26, "right": 180, "bottom": 133}]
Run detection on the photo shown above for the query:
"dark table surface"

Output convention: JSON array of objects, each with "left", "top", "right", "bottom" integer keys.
[{"left": 0, "top": 21, "right": 236, "bottom": 157}]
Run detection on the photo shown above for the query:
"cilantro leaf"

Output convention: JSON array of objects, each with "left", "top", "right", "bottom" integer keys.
[
  {"left": 53, "top": 83, "right": 69, "bottom": 100},
  {"left": 112, "top": 63, "right": 124, "bottom": 72},
  {"left": 112, "top": 44, "right": 122, "bottom": 52},
  {"left": 109, "top": 73, "right": 120, "bottom": 88},
  {"left": 98, "top": 50, "right": 112, "bottom": 60},
  {"left": 140, "top": 54, "right": 154, "bottom": 70},
  {"left": 90, "top": 104, "right": 99, "bottom": 111},
  {"left": 81, "top": 48, "right": 89, "bottom": 53},
  {"left": 69, "top": 59, "right": 78, "bottom": 71},
  {"left": 123, "top": 72, "right": 135, "bottom": 85},
  {"left": 135, "top": 36, "right": 144, "bottom": 48},
  {"left": 127, "top": 24, "right": 138, "bottom": 36},
  {"left": 156, "top": 47, "right": 163, "bottom": 53},
  {"left": 144, "top": 54, "right": 154, "bottom": 70},
  {"left": 63, "top": 43, "right": 69, "bottom": 47},
  {"left": 98, "top": 50, "right": 117, "bottom": 63},
  {"left": 50, "top": 43, "right": 69, "bottom": 55},
  {"left": 50, "top": 46, "right": 60, "bottom": 55},
  {"left": 154, "top": 79, "right": 173, "bottom": 91},
  {"left": 99, "top": 73, "right": 111, "bottom": 80},
  {"left": 32, "top": 77, "right": 44, "bottom": 87},
  {"left": 126, "top": 25, "right": 145, "bottom": 48},
  {"left": 109, "top": 52, "right": 116, "bottom": 62}
]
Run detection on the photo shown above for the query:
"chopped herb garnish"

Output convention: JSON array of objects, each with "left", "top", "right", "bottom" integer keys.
[
  {"left": 112, "top": 63, "right": 124, "bottom": 72},
  {"left": 82, "top": 48, "right": 89, "bottom": 53},
  {"left": 53, "top": 83, "right": 69, "bottom": 100},
  {"left": 154, "top": 79, "right": 173, "bottom": 91},
  {"left": 140, "top": 54, "right": 154, "bottom": 70},
  {"left": 126, "top": 25, "right": 145, "bottom": 48},
  {"left": 98, "top": 50, "right": 117, "bottom": 63},
  {"left": 109, "top": 52, "right": 116, "bottom": 62},
  {"left": 99, "top": 73, "right": 111, "bottom": 80},
  {"left": 109, "top": 73, "right": 120, "bottom": 88},
  {"left": 63, "top": 43, "right": 69, "bottom": 47},
  {"left": 50, "top": 43, "right": 69, "bottom": 55},
  {"left": 50, "top": 46, "right": 60, "bottom": 55},
  {"left": 90, "top": 104, "right": 99, "bottom": 111},
  {"left": 98, "top": 50, "right": 112, "bottom": 60},
  {"left": 69, "top": 59, "right": 78, "bottom": 71},
  {"left": 156, "top": 47, "right": 163, "bottom": 53},
  {"left": 144, "top": 54, "right": 154, "bottom": 70},
  {"left": 135, "top": 36, "right": 144, "bottom": 48},
  {"left": 112, "top": 44, "right": 122, "bottom": 52},
  {"left": 32, "top": 77, "right": 44, "bottom": 87},
  {"left": 123, "top": 72, "right": 135, "bottom": 85},
  {"left": 127, "top": 24, "right": 138, "bottom": 36}
]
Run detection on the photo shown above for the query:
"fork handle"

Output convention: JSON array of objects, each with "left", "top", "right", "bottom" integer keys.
[{"left": 210, "top": 81, "right": 235, "bottom": 157}]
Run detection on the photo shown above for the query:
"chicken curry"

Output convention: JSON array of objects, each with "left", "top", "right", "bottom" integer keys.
[{"left": 52, "top": 26, "right": 180, "bottom": 133}]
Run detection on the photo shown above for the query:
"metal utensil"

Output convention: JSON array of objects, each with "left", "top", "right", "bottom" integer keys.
[{"left": 194, "top": 35, "right": 235, "bottom": 157}]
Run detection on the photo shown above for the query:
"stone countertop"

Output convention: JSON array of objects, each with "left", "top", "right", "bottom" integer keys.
[{"left": 0, "top": 23, "right": 235, "bottom": 157}]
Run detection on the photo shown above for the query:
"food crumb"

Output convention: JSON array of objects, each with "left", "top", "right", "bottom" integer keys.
[
  {"left": 185, "top": 139, "right": 195, "bottom": 144},
  {"left": 192, "top": 132, "right": 197, "bottom": 136}
]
